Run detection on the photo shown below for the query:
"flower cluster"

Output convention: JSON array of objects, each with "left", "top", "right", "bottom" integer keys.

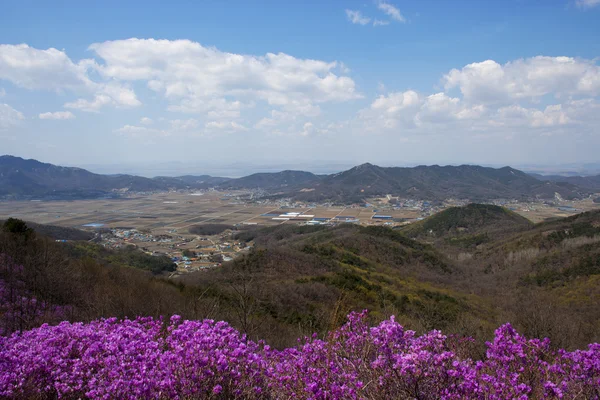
[{"left": 0, "top": 312, "right": 599, "bottom": 399}]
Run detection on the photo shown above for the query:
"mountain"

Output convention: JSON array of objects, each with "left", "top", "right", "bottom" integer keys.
[
  {"left": 153, "top": 175, "right": 231, "bottom": 188},
  {"left": 288, "top": 163, "right": 587, "bottom": 203},
  {"left": 0, "top": 156, "right": 228, "bottom": 199},
  {"left": 218, "top": 170, "right": 321, "bottom": 190},
  {"left": 530, "top": 173, "right": 600, "bottom": 191},
  {"left": 0, "top": 156, "right": 592, "bottom": 202}
]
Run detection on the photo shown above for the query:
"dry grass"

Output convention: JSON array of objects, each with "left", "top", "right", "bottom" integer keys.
[
  {"left": 505, "top": 247, "right": 541, "bottom": 266},
  {"left": 561, "top": 235, "right": 600, "bottom": 249}
]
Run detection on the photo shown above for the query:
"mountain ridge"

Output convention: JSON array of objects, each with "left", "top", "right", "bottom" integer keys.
[{"left": 0, "top": 155, "right": 593, "bottom": 202}]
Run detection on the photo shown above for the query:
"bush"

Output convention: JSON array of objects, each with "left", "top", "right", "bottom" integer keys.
[{"left": 1, "top": 312, "right": 599, "bottom": 399}]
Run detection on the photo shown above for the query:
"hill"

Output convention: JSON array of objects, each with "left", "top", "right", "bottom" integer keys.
[
  {"left": 400, "top": 204, "right": 533, "bottom": 243},
  {"left": 218, "top": 170, "right": 321, "bottom": 190},
  {"left": 289, "top": 163, "right": 587, "bottom": 203},
  {"left": 0, "top": 219, "right": 94, "bottom": 241}
]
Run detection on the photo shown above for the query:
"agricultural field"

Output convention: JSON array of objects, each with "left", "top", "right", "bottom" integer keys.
[{"left": 1, "top": 191, "right": 599, "bottom": 233}]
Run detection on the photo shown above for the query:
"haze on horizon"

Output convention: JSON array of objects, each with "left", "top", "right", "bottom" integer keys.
[{"left": 0, "top": 0, "right": 599, "bottom": 170}]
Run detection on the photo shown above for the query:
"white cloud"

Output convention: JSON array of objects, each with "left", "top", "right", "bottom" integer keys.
[
  {"left": 576, "top": 0, "right": 600, "bottom": 8},
  {"left": 205, "top": 120, "right": 247, "bottom": 132},
  {"left": 357, "top": 57, "right": 600, "bottom": 137},
  {"left": 64, "top": 86, "right": 141, "bottom": 112},
  {"left": 64, "top": 95, "right": 111, "bottom": 112},
  {"left": 360, "top": 90, "right": 421, "bottom": 130},
  {"left": 170, "top": 118, "right": 199, "bottom": 131},
  {"left": 300, "top": 122, "right": 314, "bottom": 136},
  {"left": 39, "top": 111, "right": 75, "bottom": 120},
  {"left": 115, "top": 124, "right": 155, "bottom": 134},
  {"left": 0, "top": 88, "right": 5, "bottom": 97},
  {"left": 168, "top": 97, "right": 243, "bottom": 116},
  {"left": 493, "top": 104, "right": 572, "bottom": 128},
  {"left": 0, "top": 44, "right": 93, "bottom": 91},
  {"left": 0, "top": 103, "right": 24, "bottom": 130},
  {"left": 373, "top": 20, "right": 390, "bottom": 26},
  {"left": 376, "top": 1, "right": 406, "bottom": 22},
  {"left": 88, "top": 38, "right": 360, "bottom": 115},
  {"left": 114, "top": 124, "right": 170, "bottom": 139},
  {"left": 346, "top": 10, "right": 371, "bottom": 25},
  {"left": 140, "top": 117, "right": 153, "bottom": 125},
  {"left": 0, "top": 39, "right": 360, "bottom": 136},
  {"left": 443, "top": 56, "right": 600, "bottom": 104},
  {"left": 0, "top": 44, "right": 140, "bottom": 111}
]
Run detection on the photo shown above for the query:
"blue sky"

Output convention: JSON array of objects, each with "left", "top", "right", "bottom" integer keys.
[{"left": 0, "top": 0, "right": 599, "bottom": 175}]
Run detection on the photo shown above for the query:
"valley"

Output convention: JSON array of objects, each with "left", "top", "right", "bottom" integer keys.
[{"left": 1, "top": 190, "right": 599, "bottom": 274}]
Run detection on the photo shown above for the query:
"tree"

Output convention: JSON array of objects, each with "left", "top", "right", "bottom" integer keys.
[{"left": 3, "top": 218, "right": 34, "bottom": 239}]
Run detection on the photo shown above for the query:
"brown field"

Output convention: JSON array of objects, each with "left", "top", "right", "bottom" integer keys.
[{"left": 1, "top": 192, "right": 599, "bottom": 235}]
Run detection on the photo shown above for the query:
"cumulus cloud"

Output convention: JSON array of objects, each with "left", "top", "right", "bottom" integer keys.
[
  {"left": 0, "top": 103, "right": 24, "bottom": 130},
  {"left": 88, "top": 38, "right": 359, "bottom": 115},
  {"left": 376, "top": 1, "right": 406, "bottom": 22},
  {"left": 359, "top": 90, "right": 421, "bottom": 131},
  {"left": 114, "top": 125, "right": 157, "bottom": 135},
  {"left": 358, "top": 54, "right": 600, "bottom": 137},
  {"left": 140, "top": 117, "right": 153, "bottom": 125},
  {"left": 205, "top": 120, "right": 247, "bottom": 132},
  {"left": 576, "top": 0, "right": 600, "bottom": 8},
  {"left": 0, "top": 44, "right": 92, "bottom": 91},
  {"left": 0, "top": 39, "right": 361, "bottom": 136},
  {"left": 443, "top": 56, "right": 600, "bottom": 104},
  {"left": 39, "top": 111, "right": 75, "bottom": 120},
  {"left": 300, "top": 122, "right": 314, "bottom": 136},
  {"left": 346, "top": 10, "right": 371, "bottom": 25},
  {"left": 0, "top": 44, "right": 140, "bottom": 111}
]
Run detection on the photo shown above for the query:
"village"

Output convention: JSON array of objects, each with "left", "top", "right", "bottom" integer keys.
[{"left": 97, "top": 226, "right": 253, "bottom": 273}]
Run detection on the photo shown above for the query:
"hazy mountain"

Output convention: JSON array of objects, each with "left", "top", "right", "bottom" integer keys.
[
  {"left": 153, "top": 175, "right": 231, "bottom": 188},
  {"left": 529, "top": 173, "right": 600, "bottom": 191},
  {"left": 0, "top": 156, "right": 592, "bottom": 202},
  {"left": 0, "top": 156, "right": 226, "bottom": 198},
  {"left": 218, "top": 170, "right": 321, "bottom": 190},
  {"left": 288, "top": 163, "right": 587, "bottom": 203}
]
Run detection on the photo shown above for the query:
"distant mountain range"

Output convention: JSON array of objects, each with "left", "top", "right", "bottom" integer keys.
[
  {"left": 0, "top": 155, "right": 596, "bottom": 202},
  {"left": 287, "top": 163, "right": 588, "bottom": 203},
  {"left": 528, "top": 173, "right": 600, "bottom": 191},
  {"left": 0, "top": 155, "right": 230, "bottom": 199}
]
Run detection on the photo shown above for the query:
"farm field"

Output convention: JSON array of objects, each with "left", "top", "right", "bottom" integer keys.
[
  {"left": 0, "top": 192, "right": 421, "bottom": 234},
  {"left": 1, "top": 191, "right": 598, "bottom": 233}
]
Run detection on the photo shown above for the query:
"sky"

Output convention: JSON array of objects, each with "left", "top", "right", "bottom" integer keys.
[{"left": 0, "top": 0, "right": 599, "bottom": 175}]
